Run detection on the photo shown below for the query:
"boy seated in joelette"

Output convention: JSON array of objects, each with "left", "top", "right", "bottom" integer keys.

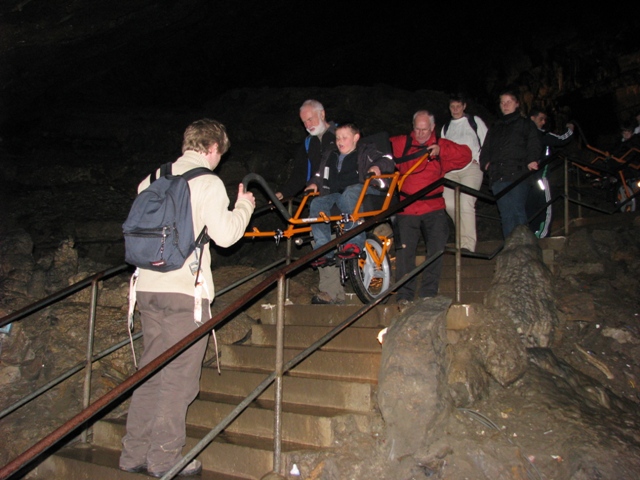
[{"left": 305, "top": 122, "right": 394, "bottom": 304}]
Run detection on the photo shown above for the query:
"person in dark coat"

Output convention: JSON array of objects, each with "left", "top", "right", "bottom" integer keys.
[
  {"left": 480, "top": 90, "right": 542, "bottom": 239},
  {"left": 526, "top": 107, "right": 575, "bottom": 237}
]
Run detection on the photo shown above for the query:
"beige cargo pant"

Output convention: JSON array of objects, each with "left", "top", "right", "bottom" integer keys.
[{"left": 119, "top": 292, "right": 209, "bottom": 474}]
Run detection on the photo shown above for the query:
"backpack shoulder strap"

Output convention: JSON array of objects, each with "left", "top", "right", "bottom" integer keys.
[
  {"left": 443, "top": 118, "right": 451, "bottom": 137},
  {"left": 180, "top": 167, "right": 215, "bottom": 181},
  {"left": 150, "top": 162, "right": 173, "bottom": 184},
  {"left": 466, "top": 114, "right": 482, "bottom": 146},
  {"left": 466, "top": 114, "right": 478, "bottom": 133},
  {"left": 443, "top": 115, "right": 481, "bottom": 145},
  {"left": 149, "top": 163, "right": 213, "bottom": 184}
]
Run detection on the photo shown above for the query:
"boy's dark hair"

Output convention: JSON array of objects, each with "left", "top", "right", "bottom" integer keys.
[
  {"left": 529, "top": 107, "right": 546, "bottom": 118},
  {"left": 448, "top": 92, "right": 468, "bottom": 104},
  {"left": 621, "top": 121, "right": 635, "bottom": 132},
  {"left": 336, "top": 122, "right": 361, "bottom": 136}
]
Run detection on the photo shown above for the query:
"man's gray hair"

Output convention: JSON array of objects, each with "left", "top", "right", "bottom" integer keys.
[
  {"left": 300, "top": 99, "right": 325, "bottom": 113},
  {"left": 413, "top": 110, "right": 435, "bottom": 126}
]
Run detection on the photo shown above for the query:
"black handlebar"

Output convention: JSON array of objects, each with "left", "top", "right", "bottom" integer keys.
[{"left": 241, "top": 173, "right": 292, "bottom": 221}]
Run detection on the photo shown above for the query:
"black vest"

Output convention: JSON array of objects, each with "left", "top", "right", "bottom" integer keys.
[{"left": 328, "top": 150, "right": 359, "bottom": 193}]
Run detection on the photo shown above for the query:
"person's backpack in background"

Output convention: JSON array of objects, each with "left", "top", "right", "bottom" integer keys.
[{"left": 122, "top": 162, "right": 213, "bottom": 272}]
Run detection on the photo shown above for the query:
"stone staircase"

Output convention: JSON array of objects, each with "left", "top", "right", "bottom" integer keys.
[
  {"left": 438, "top": 238, "right": 566, "bottom": 302},
  {"left": 25, "top": 242, "right": 510, "bottom": 479},
  {"left": 27, "top": 304, "right": 396, "bottom": 480}
]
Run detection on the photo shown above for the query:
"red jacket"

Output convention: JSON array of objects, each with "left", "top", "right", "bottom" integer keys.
[{"left": 390, "top": 131, "right": 471, "bottom": 215}]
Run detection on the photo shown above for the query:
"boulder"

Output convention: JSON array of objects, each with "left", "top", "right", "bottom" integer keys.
[
  {"left": 377, "top": 296, "right": 452, "bottom": 459},
  {"left": 484, "top": 225, "right": 558, "bottom": 347}
]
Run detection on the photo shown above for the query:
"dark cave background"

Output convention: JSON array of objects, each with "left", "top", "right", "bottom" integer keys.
[
  {"left": 2, "top": 1, "right": 640, "bottom": 141},
  {"left": 1, "top": 1, "right": 640, "bottom": 264}
]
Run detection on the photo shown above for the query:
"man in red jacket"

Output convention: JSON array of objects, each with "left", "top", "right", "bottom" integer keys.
[{"left": 390, "top": 110, "right": 472, "bottom": 311}]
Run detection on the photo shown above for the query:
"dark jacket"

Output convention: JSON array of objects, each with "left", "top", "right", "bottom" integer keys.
[
  {"left": 537, "top": 127, "right": 574, "bottom": 157},
  {"left": 480, "top": 112, "right": 541, "bottom": 183},
  {"left": 279, "top": 122, "right": 337, "bottom": 198},
  {"left": 308, "top": 141, "right": 394, "bottom": 196}
]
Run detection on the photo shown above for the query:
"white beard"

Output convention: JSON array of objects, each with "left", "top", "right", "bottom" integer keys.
[{"left": 308, "top": 121, "right": 328, "bottom": 137}]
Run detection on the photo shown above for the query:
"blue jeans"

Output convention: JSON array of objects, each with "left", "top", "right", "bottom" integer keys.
[
  {"left": 310, "top": 184, "right": 382, "bottom": 254},
  {"left": 492, "top": 180, "right": 531, "bottom": 239}
]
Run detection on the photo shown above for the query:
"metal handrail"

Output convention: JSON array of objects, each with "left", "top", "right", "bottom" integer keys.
[
  {"left": 1, "top": 146, "right": 634, "bottom": 479},
  {"left": 0, "top": 264, "right": 130, "bottom": 330},
  {"left": 0, "top": 258, "right": 285, "bottom": 424}
]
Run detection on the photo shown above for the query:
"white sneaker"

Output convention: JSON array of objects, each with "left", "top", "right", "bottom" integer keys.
[{"left": 149, "top": 459, "right": 202, "bottom": 477}]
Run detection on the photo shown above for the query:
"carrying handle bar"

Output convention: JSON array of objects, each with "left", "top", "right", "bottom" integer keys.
[{"left": 241, "top": 173, "right": 292, "bottom": 221}]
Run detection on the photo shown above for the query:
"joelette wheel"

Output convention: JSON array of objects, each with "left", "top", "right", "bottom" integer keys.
[{"left": 347, "top": 233, "right": 392, "bottom": 303}]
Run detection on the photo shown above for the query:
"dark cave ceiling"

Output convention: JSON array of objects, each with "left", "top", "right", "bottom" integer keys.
[{"left": 0, "top": 1, "right": 638, "bottom": 132}]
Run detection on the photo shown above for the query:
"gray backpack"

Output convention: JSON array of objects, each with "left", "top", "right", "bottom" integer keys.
[{"left": 122, "top": 162, "right": 212, "bottom": 272}]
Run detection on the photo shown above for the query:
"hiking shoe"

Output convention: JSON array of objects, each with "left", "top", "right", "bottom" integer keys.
[
  {"left": 336, "top": 243, "right": 362, "bottom": 260},
  {"left": 310, "top": 256, "right": 336, "bottom": 268},
  {"left": 311, "top": 292, "right": 342, "bottom": 305},
  {"left": 119, "top": 464, "right": 147, "bottom": 473},
  {"left": 148, "top": 459, "right": 202, "bottom": 477}
]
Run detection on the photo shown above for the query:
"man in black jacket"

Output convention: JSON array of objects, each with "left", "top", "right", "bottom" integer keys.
[
  {"left": 275, "top": 99, "right": 337, "bottom": 200},
  {"left": 480, "top": 90, "right": 542, "bottom": 239},
  {"left": 526, "top": 108, "right": 575, "bottom": 237},
  {"left": 530, "top": 108, "right": 574, "bottom": 155}
]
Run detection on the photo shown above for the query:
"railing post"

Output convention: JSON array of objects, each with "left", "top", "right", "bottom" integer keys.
[
  {"left": 564, "top": 158, "right": 570, "bottom": 236},
  {"left": 454, "top": 185, "right": 461, "bottom": 304},
  {"left": 272, "top": 275, "right": 286, "bottom": 474},
  {"left": 285, "top": 199, "right": 293, "bottom": 303},
  {"left": 80, "top": 278, "right": 99, "bottom": 443},
  {"left": 576, "top": 162, "right": 583, "bottom": 219}
]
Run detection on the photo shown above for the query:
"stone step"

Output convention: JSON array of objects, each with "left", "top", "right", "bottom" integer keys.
[
  {"left": 438, "top": 276, "right": 492, "bottom": 292},
  {"left": 436, "top": 291, "right": 486, "bottom": 305},
  {"left": 472, "top": 240, "right": 504, "bottom": 254},
  {"left": 259, "top": 303, "right": 394, "bottom": 327},
  {"left": 251, "top": 324, "right": 383, "bottom": 352},
  {"left": 439, "top": 263, "right": 496, "bottom": 279},
  {"left": 220, "top": 344, "right": 381, "bottom": 382},
  {"left": 29, "top": 445, "right": 248, "bottom": 479},
  {"left": 90, "top": 419, "right": 324, "bottom": 479},
  {"left": 187, "top": 396, "right": 374, "bottom": 448},
  {"left": 200, "top": 368, "right": 376, "bottom": 412}
]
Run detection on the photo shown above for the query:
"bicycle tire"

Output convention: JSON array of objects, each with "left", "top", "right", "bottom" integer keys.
[{"left": 347, "top": 233, "right": 392, "bottom": 303}]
